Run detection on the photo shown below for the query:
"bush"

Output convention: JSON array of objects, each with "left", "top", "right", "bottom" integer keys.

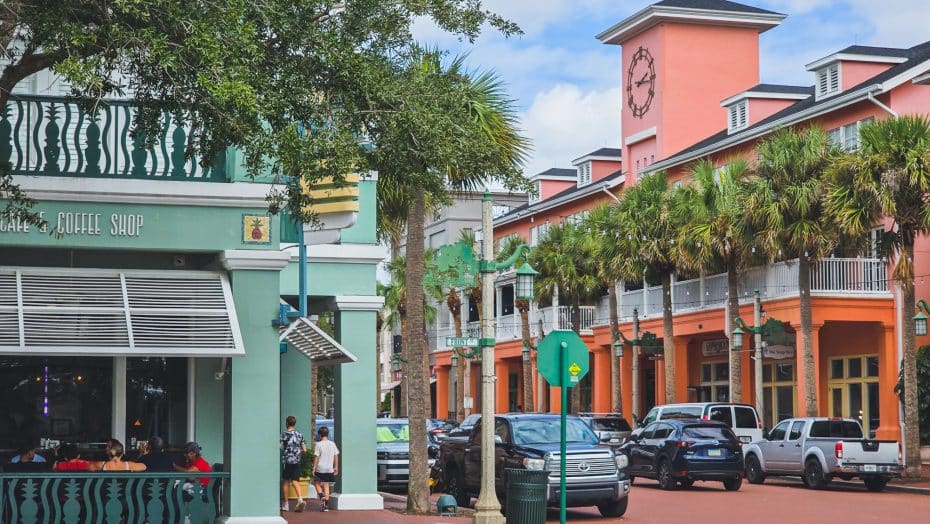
[{"left": 300, "top": 449, "right": 315, "bottom": 478}]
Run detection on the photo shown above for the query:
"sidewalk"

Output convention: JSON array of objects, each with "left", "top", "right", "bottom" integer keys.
[{"left": 281, "top": 492, "right": 471, "bottom": 524}]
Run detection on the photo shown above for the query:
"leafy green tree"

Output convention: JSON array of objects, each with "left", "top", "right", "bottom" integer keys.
[
  {"left": 367, "top": 48, "right": 530, "bottom": 513},
  {"left": 613, "top": 172, "right": 687, "bottom": 403},
  {"left": 827, "top": 115, "right": 930, "bottom": 475},
  {"left": 0, "top": 0, "right": 518, "bottom": 226},
  {"left": 497, "top": 234, "right": 534, "bottom": 413},
  {"left": 677, "top": 159, "right": 757, "bottom": 402},
  {"left": 747, "top": 126, "right": 840, "bottom": 417}
]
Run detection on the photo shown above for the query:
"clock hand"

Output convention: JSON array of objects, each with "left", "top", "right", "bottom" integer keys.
[{"left": 635, "top": 72, "right": 649, "bottom": 87}]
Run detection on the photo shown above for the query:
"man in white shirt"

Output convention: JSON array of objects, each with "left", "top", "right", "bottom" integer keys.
[{"left": 313, "top": 426, "right": 339, "bottom": 512}]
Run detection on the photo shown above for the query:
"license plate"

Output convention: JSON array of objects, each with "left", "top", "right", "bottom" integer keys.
[
  {"left": 863, "top": 464, "right": 877, "bottom": 472},
  {"left": 708, "top": 448, "right": 722, "bottom": 457}
]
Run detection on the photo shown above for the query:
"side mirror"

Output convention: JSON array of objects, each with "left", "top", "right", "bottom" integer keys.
[{"left": 761, "top": 430, "right": 769, "bottom": 441}]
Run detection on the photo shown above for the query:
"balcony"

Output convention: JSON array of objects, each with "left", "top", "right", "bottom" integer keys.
[
  {"left": 1, "top": 95, "right": 228, "bottom": 181},
  {"left": 431, "top": 305, "right": 596, "bottom": 352}
]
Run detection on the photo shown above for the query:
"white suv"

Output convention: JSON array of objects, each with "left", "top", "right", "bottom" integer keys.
[{"left": 635, "top": 402, "right": 763, "bottom": 444}]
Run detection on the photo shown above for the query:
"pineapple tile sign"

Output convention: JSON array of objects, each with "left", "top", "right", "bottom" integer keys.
[{"left": 242, "top": 214, "right": 272, "bottom": 244}]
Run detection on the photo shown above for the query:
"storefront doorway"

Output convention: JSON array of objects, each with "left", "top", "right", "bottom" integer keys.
[{"left": 828, "top": 354, "right": 880, "bottom": 438}]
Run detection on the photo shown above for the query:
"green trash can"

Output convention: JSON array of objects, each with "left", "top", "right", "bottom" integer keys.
[{"left": 505, "top": 468, "right": 549, "bottom": 524}]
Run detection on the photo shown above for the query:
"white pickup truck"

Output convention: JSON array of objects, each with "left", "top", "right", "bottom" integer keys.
[{"left": 742, "top": 417, "right": 902, "bottom": 491}]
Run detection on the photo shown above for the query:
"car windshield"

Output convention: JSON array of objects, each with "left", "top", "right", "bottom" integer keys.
[
  {"left": 511, "top": 418, "right": 598, "bottom": 445},
  {"left": 376, "top": 422, "right": 410, "bottom": 443},
  {"left": 682, "top": 425, "right": 735, "bottom": 441},
  {"left": 462, "top": 415, "right": 481, "bottom": 427},
  {"left": 592, "top": 418, "right": 632, "bottom": 431}
]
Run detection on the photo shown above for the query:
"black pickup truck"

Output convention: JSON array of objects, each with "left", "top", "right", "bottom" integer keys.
[{"left": 439, "top": 413, "right": 631, "bottom": 517}]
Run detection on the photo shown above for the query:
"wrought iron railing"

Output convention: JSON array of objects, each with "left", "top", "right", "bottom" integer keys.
[
  {"left": 0, "top": 471, "right": 229, "bottom": 523},
  {"left": 1, "top": 95, "right": 229, "bottom": 181}
]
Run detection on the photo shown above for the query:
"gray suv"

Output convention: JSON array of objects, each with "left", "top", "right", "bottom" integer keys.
[{"left": 579, "top": 413, "right": 633, "bottom": 446}]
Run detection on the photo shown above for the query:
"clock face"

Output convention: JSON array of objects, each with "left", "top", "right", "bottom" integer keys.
[{"left": 626, "top": 46, "right": 656, "bottom": 118}]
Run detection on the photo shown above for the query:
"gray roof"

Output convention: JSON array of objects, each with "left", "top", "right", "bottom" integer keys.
[
  {"left": 585, "top": 147, "right": 622, "bottom": 158},
  {"left": 497, "top": 170, "right": 625, "bottom": 222},
  {"left": 656, "top": 40, "right": 930, "bottom": 168},
  {"left": 837, "top": 45, "right": 911, "bottom": 58},
  {"left": 653, "top": 0, "right": 780, "bottom": 15},
  {"left": 531, "top": 168, "right": 577, "bottom": 179},
  {"left": 745, "top": 84, "right": 814, "bottom": 95}
]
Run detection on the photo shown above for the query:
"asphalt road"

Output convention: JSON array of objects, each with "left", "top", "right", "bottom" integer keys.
[{"left": 547, "top": 477, "right": 930, "bottom": 523}]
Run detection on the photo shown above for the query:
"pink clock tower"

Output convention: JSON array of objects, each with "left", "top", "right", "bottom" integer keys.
[{"left": 598, "top": 0, "right": 785, "bottom": 182}]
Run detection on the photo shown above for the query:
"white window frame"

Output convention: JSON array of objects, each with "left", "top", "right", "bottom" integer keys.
[
  {"left": 827, "top": 117, "right": 874, "bottom": 151},
  {"left": 727, "top": 100, "right": 748, "bottom": 133},
  {"left": 816, "top": 63, "right": 841, "bottom": 99},
  {"left": 529, "top": 180, "right": 541, "bottom": 203},
  {"left": 577, "top": 162, "right": 592, "bottom": 187}
]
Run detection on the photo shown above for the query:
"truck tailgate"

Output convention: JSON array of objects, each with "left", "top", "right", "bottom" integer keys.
[{"left": 840, "top": 440, "right": 899, "bottom": 465}]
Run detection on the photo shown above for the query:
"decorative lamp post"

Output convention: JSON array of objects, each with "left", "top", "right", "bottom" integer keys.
[
  {"left": 731, "top": 325, "right": 745, "bottom": 351},
  {"left": 613, "top": 339, "right": 624, "bottom": 358},
  {"left": 515, "top": 263, "right": 539, "bottom": 301},
  {"left": 733, "top": 305, "right": 788, "bottom": 417},
  {"left": 451, "top": 352, "right": 459, "bottom": 369},
  {"left": 522, "top": 344, "right": 531, "bottom": 362},
  {"left": 915, "top": 300, "right": 929, "bottom": 337}
]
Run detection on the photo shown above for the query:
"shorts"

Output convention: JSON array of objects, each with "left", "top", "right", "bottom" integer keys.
[
  {"left": 282, "top": 463, "right": 301, "bottom": 481},
  {"left": 314, "top": 472, "right": 336, "bottom": 484}
]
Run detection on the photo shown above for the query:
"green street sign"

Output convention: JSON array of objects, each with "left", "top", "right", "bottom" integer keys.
[
  {"left": 425, "top": 241, "right": 479, "bottom": 288},
  {"left": 537, "top": 330, "right": 590, "bottom": 388},
  {"left": 445, "top": 336, "right": 480, "bottom": 348}
]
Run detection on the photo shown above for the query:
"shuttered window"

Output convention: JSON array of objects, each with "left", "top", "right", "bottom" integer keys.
[
  {"left": 727, "top": 101, "right": 748, "bottom": 133},
  {"left": 0, "top": 268, "right": 243, "bottom": 355},
  {"left": 816, "top": 64, "right": 841, "bottom": 99}
]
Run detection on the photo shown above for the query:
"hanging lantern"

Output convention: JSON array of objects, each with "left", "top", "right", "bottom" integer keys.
[{"left": 515, "top": 263, "right": 539, "bottom": 301}]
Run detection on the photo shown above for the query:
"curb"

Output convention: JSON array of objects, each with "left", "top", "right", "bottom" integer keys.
[{"left": 776, "top": 477, "right": 930, "bottom": 495}]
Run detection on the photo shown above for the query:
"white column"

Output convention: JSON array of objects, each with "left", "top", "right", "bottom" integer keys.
[{"left": 112, "top": 356, "right": 126, "bottom": 445}]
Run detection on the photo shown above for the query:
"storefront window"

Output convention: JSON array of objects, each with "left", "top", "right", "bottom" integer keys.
[
  {"left": 126, "top": 358, "right": 188, "bottom": 450},
  {"left": 0, "top": 357, "right": 112, "bottom": 458},
  {"left": 697, "top": 362, "right": 729, "bottom": 403},
  {"left": 828, "top": 354, "right": 880, "bottom": 438},
  {"left": 762, "top": 361, "right": 796, "bottom": 428}
]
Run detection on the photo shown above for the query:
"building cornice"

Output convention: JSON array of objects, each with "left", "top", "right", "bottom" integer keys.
[
  {"left": 334, "top": 295, "right": 385, "bottom": 312},
  {"left": 220, "top": 249, "right": 291, "bottom": 271},
  {"left": 570, "top": 155, "right": 622, "bottom": 166},
  {"left": 283, "top": 243, "right": 387, "bottom": 265},
  {"left": 494, "top": 176, "right": 624, "bottom": 228},
  {"left": 914, "top": 72, "right": 930, "bottom": 85},
  {"left": 805, "top": 52, "right": 908, "bottom": 71},
  {"left": 597, "top": 5, "right": 784, "bottom": 45},
  {"left": 720, "top": 91, "right": 810, "bottom": 107},
  {"left": 15, "top": 176, "right": 276, "bottom": 208},
  {"left": 624, "top": 126, "right": 658, "bottom": 146}
]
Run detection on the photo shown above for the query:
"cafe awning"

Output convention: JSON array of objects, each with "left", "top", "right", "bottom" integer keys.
[
  {"left": 0, "top": 267, "right": 244, "bottom": 356},
  {"left": 279, "top": 315, "right": 357, "bottom": 366}
]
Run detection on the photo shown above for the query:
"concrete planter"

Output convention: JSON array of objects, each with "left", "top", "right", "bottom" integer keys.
[
  {"left": 287, "top": 477, "right": 318, "bottom": 500},
  {"left": 920, "top": 445, "right": 930, "bottom": 465}
]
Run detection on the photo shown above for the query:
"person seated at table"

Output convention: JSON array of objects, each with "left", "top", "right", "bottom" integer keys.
[
  {"left": 10, "top": 445, "right": 47, "bottom": 464},
  {"left": 53, "top": 443, "right": 97, "bottom": 472},
  {"left": 137, "top": 436, "right": 175, "bottom": 472},
  {"left": 98, "top": 440, "right": 147, "bottom": 472}
]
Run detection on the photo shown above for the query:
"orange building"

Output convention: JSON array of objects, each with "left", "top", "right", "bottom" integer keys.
[{"left": 432, "top": 0, "right": 930, "bottom": 442}]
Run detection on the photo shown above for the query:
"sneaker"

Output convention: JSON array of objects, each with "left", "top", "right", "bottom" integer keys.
[
  {"left": 295, "top": 499, "right": 306, "bottom": 513},
  {"left": 320, "top": 500, "right": 327, "bottom": 512},
  {"left": 281, "top": 502, "right": 289, "bottom": 512},
  {"left": 323, "top": 501, "right": 329, "bottom": 512}
]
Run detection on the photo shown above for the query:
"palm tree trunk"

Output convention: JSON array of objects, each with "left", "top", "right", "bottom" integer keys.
[
  {"left": 518, "top": 299, "right": 533, "bottom": 412},
  {"left": 798, "top": 252, "right": 817, "bottom": 417},
  {"left": 661, "top": 272, "right": 676, "bottom": 403},
  {"left": 727, "top": 262, "right": 742, "bottom": 402},
  {"left": 608, "top": 282, "right": 622, "bottom": 414},
  {"left": 399, "top": 316, "right": 407, "bottom": 417},
  {"left": 449, "top": 291, "right": 466, "bottom": 423},
  {"left": 404, "top": 193, "right": 429, "bottom": 513},
  {"left": 571, "top": 301, "right": 582, "bottom": 413},
  {"left": 901, "top": 241, "right": 921, "bottom": 477}
]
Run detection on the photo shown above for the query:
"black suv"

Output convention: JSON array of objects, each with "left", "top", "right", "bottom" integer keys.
[{"left": 621, "top": 419, "right": 743, "bottom": 491}]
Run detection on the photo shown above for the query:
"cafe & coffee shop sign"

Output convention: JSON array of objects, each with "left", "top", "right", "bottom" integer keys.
[{"left": 0, "top": 210, "right": 145, "bottom": 237}]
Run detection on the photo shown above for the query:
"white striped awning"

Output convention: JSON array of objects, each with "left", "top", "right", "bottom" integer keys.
[
  {"left": 0, "top": 267, "right": 244, "bottom": 356},
  {"left": 279, "top": 316, "right": 357, "bottom": 366}
]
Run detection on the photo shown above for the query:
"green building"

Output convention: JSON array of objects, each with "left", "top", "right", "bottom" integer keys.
[{"left": 0, "top": 94, "right": 384, "bottom": 522}]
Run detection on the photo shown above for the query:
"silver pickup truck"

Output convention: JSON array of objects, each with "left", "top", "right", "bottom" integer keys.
[{"left": 743, "top": 417, "right": 902, "bottom": 491}]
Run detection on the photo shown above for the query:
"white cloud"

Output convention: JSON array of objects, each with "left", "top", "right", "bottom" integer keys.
[{"left": 519, "top": 84, "right": 621, "bottom": 176}]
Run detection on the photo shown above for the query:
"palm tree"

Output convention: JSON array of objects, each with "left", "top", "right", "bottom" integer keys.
[
  {"left": 676, "top": 159, "right": 756, "bottom": 402},
  {"left": 747, "top": 126, "right": 840, "bottom": 417},
  {"left": 826, "top": 115, "right": 930, "bottom": 476},
  {"left": 368, "top": 48, "right": 530, "bottom": 513},
  {"left": 498, "top": 234, "right": 534, "bottom": 413},
  {"left": 614, "top": 172, "right": 686, "bottom": 404},
  {"left": 531, "top": 221, "right": 600, "bottom": 412},
  {"left": 588, "top": 203, "right": 624, "bottom": 414}
]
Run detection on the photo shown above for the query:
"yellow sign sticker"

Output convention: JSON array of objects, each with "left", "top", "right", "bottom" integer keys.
[{"left": 568, "top": 362, "right": 581, "bottom": 376}]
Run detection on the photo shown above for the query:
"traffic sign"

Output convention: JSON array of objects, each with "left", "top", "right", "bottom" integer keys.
[
  {"left": 445, "top": 336, "right": 480, "bottom": 348},
  {"left": 536, "top": 329, "right": 590, "bottom": 388}
]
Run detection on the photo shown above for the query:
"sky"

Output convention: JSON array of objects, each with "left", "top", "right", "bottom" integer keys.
[{"left": 413, "top": 0, "right": 930, "bottom": 177}]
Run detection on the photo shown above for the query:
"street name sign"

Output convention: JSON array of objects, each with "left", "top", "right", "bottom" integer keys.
[{"left": 445, "top": 336, "right": 480, "bottom": 348}]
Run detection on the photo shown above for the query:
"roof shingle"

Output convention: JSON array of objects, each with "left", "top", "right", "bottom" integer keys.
[{"left": 653, "top": 0, "right": 779, "bottom": 15}]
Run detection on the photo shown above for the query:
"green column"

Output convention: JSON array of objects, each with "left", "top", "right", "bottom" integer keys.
[
  {"left": 280, "top": 348, "right": 312, "bottom": 438},
  {"left": 195, "top": 357, "right": 226, "bottom": 461},
  {"left": 332, "top": 299, "right": 384, "bottom": 510},
  {"left": 220, "top": 250, "right": 290, "bottom": 523}
]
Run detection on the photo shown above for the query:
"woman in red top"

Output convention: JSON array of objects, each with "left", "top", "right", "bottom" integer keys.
[{"left": 53, "top": 443, "right": 98, "bottom": 472}]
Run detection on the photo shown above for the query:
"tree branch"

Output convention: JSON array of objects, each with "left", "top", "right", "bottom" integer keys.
[{"left": 0, "top": 51, "right": 64, "bottom": 107}]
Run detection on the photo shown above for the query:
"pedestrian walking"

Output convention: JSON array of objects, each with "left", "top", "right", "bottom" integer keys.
[
  {"left": 280, "top": 415, "right": 308, "bottom": 512},
  {"left": 313, "top": 425, "right": 339, "bottom": 512}
]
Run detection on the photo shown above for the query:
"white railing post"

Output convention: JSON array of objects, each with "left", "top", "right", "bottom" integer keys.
[{"left": 699, "top": 272, "right": 706, "bottom": 307}]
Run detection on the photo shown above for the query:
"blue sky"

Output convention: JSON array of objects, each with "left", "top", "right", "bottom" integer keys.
[{"left": 414, "top": 0, "right": 929, "bottom": 176}]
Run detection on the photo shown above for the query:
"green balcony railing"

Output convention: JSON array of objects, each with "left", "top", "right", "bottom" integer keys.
[
  {"left": 0, "top": 95, "right": 228, "bottom": 181},
  {"left": 0, "top": 471, "right": 229, "bottom": 523}
]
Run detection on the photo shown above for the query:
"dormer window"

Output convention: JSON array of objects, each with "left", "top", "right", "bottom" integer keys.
[
  {"left": 577, "top": 162, "right": 592, "bottom": 187},
  {"left": 816, "top": 63, "right": 840, "bottom": 99},
  {"left": 727, "top": 101, "right": 748, "bottom": 133},
  {"left": 529, "top": 180, "right": 541, "bottom": 203}
]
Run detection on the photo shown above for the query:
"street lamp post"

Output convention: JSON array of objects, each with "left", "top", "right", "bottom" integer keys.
[
  {"left": 732, "top": 291, "right": 784, "bottom": 417},
  {"left": 915, "top": 300, "right": 929, "bottom": 337},
  {"left": 472, "top": 189, "right": 537, "bottom": 524}
]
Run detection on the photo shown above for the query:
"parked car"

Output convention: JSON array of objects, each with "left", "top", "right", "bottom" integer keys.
[
  {"left": 314, "top": 419, "right": 335, "bottom": 442},
  {"left": 428, "top": 418, "right": 458, "bottom": 441},
  {"left": 578, "top": 413, "right": 633, "bottom": 446},
  {"left": 742, "top": 417, "right": 902, "bottom": 491},
  {"left": 376, "top": 418, "right": 439, "bottom": 488},
  {"left": 621, "top": 419, "right": 743, "bottom": 491},
  {"left": 447, "top": 414, "right": 480, "bottom": 437},
  {"left": 635, "top": 402, "right": 763, "bottom": 444},
  {"left": 440, "top": 413, "right": 631, "bottom": 517}
]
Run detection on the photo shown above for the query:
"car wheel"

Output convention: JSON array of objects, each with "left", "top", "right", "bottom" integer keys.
[
  {"left": 678, "top": 478, "right": 694, "bottom": 488},
  {"left": 445, "top": 467, "right": 470, "bottom": 507},
  {"left": 657, "top": 460, "right": 677, "bottom": 491},
  {"left": 597, "top": 497, "right": 629, "bottom": 517},
  {"left": 863, "top": 476, "right": 888, "bottom": 492},
  {"left": 804, "top": 459, "right": 827, "bottom": 490},
  {"left": 723, "top": 476, "right": 742, "bottom": 491},
  {"left": 745, "top": 454, "right": 765, "bottom": 484}
]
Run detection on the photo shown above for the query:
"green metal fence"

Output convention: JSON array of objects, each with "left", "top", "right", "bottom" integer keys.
[
  {"left": 0, "top": 95, "right": 229, "bottom": 181},
  {"left": 0, "top": 471, "right": 229, "bottom": 523}
]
